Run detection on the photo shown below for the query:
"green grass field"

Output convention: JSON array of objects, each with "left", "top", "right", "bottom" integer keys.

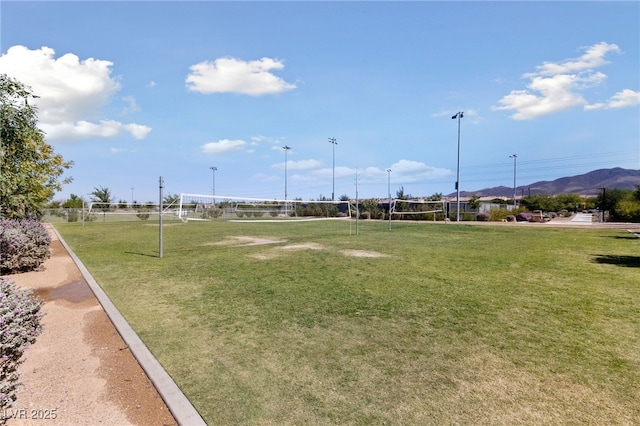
[{"left": 53, "top": 219, "right": 640, "bottom": 424}]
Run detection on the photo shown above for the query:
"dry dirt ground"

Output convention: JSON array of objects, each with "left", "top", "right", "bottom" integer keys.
[{"left": 3, "top": 226, "right": 177, "bottom": 426}]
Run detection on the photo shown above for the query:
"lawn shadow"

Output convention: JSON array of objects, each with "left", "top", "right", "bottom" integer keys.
[
  {"left": 607, "top": 235, "right": 640, "bottom": 240},
  {"left": 592, "top": 254, "right": 640, "bottom": 268},
  {"left": 124, "top": 251, "right": 159, "bottom": 258}
]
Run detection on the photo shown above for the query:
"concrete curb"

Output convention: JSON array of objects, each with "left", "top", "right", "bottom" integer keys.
[{"left": 50, "top": 225, "right": 207, "bottom": 426}]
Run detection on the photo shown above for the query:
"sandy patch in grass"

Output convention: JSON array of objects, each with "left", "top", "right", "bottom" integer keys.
[
  {"left": 341, "top": 249, "right": 388, "bottom": 258},
  {"left": 209, "top": 236, "right": 287, "bottom": 247},
  {"left": 281, "top": 243, "right": 324, "bottom": 250},
  {"left": 211, "top": 237, "right": 387, "bottom": 259}
]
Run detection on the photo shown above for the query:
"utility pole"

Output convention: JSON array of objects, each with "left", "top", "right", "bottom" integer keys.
[{"left": 510, "top": 154, "right": 517, "bottom": 207}]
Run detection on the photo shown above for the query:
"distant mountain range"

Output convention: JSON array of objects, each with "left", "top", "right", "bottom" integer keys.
[{"left": 451, "top": 168, "right": 640, "bottom": 198}]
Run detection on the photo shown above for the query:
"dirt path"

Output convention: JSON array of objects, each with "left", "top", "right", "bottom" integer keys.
[{"left": 3, "top": 226, "right": 177, "bottom": 426}]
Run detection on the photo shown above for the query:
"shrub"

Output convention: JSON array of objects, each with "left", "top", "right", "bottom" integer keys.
[
  {"left": 477, "top": 213, "right": 490, "bottom": 221},
  {"left": 462, "top": 212, "right": 474, "bottom": 221},
  {"left": 0, "top": 220, "right": 51, "bottom": 274},
  {"left": 516, "top": 212, "right": 533, "bottom": 222},
  {"left": 615, "top": 200, "right": 640, "bottom": 222},
  {"left": 0, "top": 278, "right": 44, "bottom": 413},
  {"left": 55, "top": 209, "right": 80, "bottom": 222},
  {"left": 488, "top": 207, "right": 511, "bottom": 222},
  {"left": 136, "top": 209, "right": 150, "bottom": 220}
]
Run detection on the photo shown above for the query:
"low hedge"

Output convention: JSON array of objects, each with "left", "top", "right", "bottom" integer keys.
[
  {"left": 0, "top": 278, "right": 44, "bottom": 414},
  {"left": 0, "top": 220, "right": 51, "bottom": 274}
]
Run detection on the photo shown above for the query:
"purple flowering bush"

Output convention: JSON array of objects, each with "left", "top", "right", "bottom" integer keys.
[
  {"left": 0, "top": 278, "right": 44, "bottom": 413},
  {"left": 515, "top": 212, "right": 533, "bottom": 222},
  {"left": 0, "top": 220, "right": 51, "bottom": 274}
]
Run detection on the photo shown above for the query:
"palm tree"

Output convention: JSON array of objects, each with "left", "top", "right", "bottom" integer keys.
[{"left": 90, "top": 186, "right": 114, "bottom": 220}]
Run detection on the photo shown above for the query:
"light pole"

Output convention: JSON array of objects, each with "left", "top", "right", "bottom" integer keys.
[
  {"left": 599, "top": 187, "right": 606, "bottom": 222},
  {"left": 452, "top": 111, "right": 464, "bottom": 222},
  {"left": 387, "top": 169, "right": 392, "bottom": 231},
  {"left": 159, "top": 176, "right": 163, "bottom": 258},
  {"left": 283, "top": 146, "right": 291, "bottom": 215},
  {"left": 509, "top": 154, "right": 517, "bottom": 207},
  {"left": 329, "top": 137, "right": 337, "bottom": 201},
  {"left": 209, "top": 166, "right": 217, "bottom": 206},
  {"left": 130, "top": 187, "right": 134, "bottom": 207}
]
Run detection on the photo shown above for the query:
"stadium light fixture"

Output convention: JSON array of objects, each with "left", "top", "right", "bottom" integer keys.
[
  {"left": 452, "top": 111, "right": 464, "bottom": 222},
  {"left": 509, "top": 154, "right": 517, "bottom": 207},
  {"left": 283, "top": 146, "right": 291, "bottom": 215},
  {"left": 329, "top": 137, "right": 337, "bottom": 201}
]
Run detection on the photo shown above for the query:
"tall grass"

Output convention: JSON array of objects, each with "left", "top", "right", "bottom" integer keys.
[{"left": 54, "top": 220, "right": 640, "bottom": 424}]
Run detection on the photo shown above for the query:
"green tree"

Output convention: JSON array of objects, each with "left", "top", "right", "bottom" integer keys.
[
  {"left": 395, "top": 186, "right": 410, "bottom": 213},
  {"left": 62, "top": 194, "right": 83, "bottom": 209},
  {"left": 615, "top": 197, "right": 640, "bottom": 222},
  {"left": 163, "top": 193, "right": 180, "bottom": 206},
  {"left": 90, "top": 186, "right": 114, "bottom": 220},
  {"left": 522, "top": 194, "right": 551, "bottom": 211},
  {"left": 59, "top": 194, "right": 84, "bottom": 222},
  {"left": 468, "top": 194, "right": 480, "bottom": 210},
  {"left": 554, "top": 194, "right": 584, "bottom": 212},
  {"left": 596, "top": 188, "right": 632, "bottom": 222},
  {"left": 0, "top": 74, "right": 73, "bottom": 218},
  {"left": 90, "top": 186, "right": 114, "bottom": 204},
  {"left": 361, "top": 198, "right": 381, "bottom": 219}
]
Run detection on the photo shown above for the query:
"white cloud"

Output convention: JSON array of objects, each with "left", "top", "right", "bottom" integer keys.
[
  {"left": 43, "top": 120, "right": 152, "bottom": 141},
  {"left": 0, "top": 45, "right": 151, "bottom": 141},
  {"left": 388, "top": 160, "right": 452, "bottom": 181},
  {"left": 585, "top": 89, "right": 640, "bottom": 110},
  {"left": 493, "top": 42, "right": 635, "bottom": 120},
  {"left": 123, "top": 123, "right": 152, "bottom": 139},
  {"left": 186, "top": 56, "right": 297, "bottom": 96},
  {"left": 527, "top": 42, "right": 620, "bottom": 76},
  {"left": 201, "top": 139, "right": 248, "bottom": 154},
  {"left": 495, "top": 74, "right": 589, "bottom": 120},
  {"left": 312, "top": 161, "right": 451, "bottom": 184},
  {"left": 273, "top": 159, "right": 322, "bottom": 171},
  {"left": 121, "top": 95, "right": 140, "bottom": 114},
  {"left": 252, "top": 134, "right": 282, "bottom": 145},
  {"left": 607, "top": 89, "right": 640, "bottom": 108}
]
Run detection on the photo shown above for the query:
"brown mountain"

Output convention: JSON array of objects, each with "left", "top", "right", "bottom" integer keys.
[{"left": 454, "top": 168, "right": 640, "bottom": 198}]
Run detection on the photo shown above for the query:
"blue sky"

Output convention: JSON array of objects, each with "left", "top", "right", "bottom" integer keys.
[{"left": 1, "top": 1, "right": 639, "bottom": 203}]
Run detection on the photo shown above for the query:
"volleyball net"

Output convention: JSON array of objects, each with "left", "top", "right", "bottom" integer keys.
[{"left": 177, "top": 193, "right": 353, "bottom": 222}]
